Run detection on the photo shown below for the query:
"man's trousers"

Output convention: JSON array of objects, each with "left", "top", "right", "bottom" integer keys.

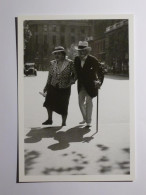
[{"left": 78, "top": 89, "right": 93, "bottom": 124}]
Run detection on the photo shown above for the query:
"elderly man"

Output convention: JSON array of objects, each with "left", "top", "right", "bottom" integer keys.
[{"left": 74, "top": 41, "right": 104, "bottom": 127}]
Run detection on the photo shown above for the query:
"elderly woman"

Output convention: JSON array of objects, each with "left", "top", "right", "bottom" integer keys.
[{"left": 42, "top": 46, "right": 76, "bottom": 126}]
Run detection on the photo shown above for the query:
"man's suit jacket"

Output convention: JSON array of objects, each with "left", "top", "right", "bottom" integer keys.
[{"left": 74, "top": 55, "right": 104, "bottom": 98}]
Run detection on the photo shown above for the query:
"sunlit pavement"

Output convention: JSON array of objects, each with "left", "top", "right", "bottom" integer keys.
[{"left": 24, "top": 71, "right": 130, "bottom": 176}]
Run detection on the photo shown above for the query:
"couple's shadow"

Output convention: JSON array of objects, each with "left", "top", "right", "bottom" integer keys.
[{"left": 25, "top": 125, "right": 95, "bottom": 151}]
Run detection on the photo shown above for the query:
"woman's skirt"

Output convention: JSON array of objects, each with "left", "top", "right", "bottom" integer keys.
[{"left": 43, "top": 85, "right": 71, "bottom": 115}]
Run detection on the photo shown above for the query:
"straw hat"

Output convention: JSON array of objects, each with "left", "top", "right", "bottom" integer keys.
[
  {"left": 52, "top": 46, "right": 65, "bottom": 54},
  {"left": 75, "top": 41, "right": 91, "bottom": 50}
]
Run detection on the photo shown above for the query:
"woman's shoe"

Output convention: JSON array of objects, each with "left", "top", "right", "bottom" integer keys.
[
  {"left": 62, "top": 122, "right": 66, "bottom": 126},
  {"left": 42, "top": 119, "right": 53, "bottom": 125}
]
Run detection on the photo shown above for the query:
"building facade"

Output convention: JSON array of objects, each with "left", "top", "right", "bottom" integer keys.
[
  {"left": 105, "top": 20, "right": 129, "bottom": 74},
  {"left": 24, "top": 20, "right": 94, "bottom": 70},
  {"left": 24, "top": 19, "right": 129, "bottom": 75},
  {"left": 90, "top": 20, "right": 129, "bottom": 75}
]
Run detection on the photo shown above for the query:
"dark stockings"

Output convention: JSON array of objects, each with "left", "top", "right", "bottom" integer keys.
[
  {"left": 47, "top": 108, "right": 53, "bottom": 121},
  {"left": 62, "top": 114, "right": 67, "bottom": 126},
  {"left": 46, "top": 108, "right": 67, "bottom": 126}
]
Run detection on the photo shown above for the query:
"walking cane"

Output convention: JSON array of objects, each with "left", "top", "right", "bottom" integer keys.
[{"left": 96, "top": 89, "right": 99, "bottom": 133}]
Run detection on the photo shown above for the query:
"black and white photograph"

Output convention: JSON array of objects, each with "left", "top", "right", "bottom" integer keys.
[{"left": 18, "top": 15, "right": 134, "bottom": 182}]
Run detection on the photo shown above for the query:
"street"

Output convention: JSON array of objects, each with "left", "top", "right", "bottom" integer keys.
[{"left": 24, "top": 71, "right": 130, "bottom": 176}]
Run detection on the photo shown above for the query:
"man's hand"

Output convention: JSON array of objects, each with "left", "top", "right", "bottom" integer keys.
[{"left": 94, "top": 80, "right": 101, "bottom": 89}]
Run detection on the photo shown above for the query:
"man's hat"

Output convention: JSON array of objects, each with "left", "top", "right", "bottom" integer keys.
[
  {"left": 52, "top": 46, "right": 65, "bottom": 54},
  {"left": 75, "top": 41, "right": 91, "bottom": 50}
]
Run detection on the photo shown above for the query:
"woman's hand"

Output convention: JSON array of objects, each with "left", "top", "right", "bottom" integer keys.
[
  {"left": 43, "top": 87, "right": 47, "bottom": 93},
  {"left": 39, "top": 91, "right": 47, "bottom": 97}
]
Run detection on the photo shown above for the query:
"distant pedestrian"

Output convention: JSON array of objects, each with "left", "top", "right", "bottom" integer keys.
[
  {"left": 74, "top": 41, "right": 104, "bottom": 127},
  {"left": 42, "top": 46, "right": 77, "bottom": 126}
]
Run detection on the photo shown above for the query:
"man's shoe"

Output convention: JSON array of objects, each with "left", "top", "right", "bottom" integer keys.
[
  {"left": 42, "top": 119, "right": 53, "bottom": 125},
  {"left": 79, "top": 120, "right": 86, "bottom": 124},
  {"left": 86, "top": 123, "right": 91, "bottom": 127}
]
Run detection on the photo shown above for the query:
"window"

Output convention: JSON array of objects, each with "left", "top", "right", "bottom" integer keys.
[
  {"left": 53, "top": 35, "right": 56, "bottom": 45},
  {"left": 61, "top": 35, "right": 65, "bottom": 45},
  {"left": 88, "top": 27, "right": 91, "bottom": 35},
  {"left": 71, "top": 28, "right": 75, "bottom": 33},
  {"left": 34, "top": 24, "right": 38, "bottom": 32},
  {"left": 71, "top": 36, "right": 75, "bottom": 43},
  {"left": 52, "top": 25, "right": 56, "bottom": 32},
  {"left": 44, "top": 35, "right": 48, "bottom": 55},
  {"left": 81, "top": 27, "right": 85, "bottom": 34},
  {"left": 60, "top": 25, "right": 65, "bottom": 33},
  {"left": 35, "top": 35, "right": 38, "bottom": 45},
  {"left": 44, "top": 34, "right": 47, "bottom": 45},
  {"left": 44, "top": 25, "right": 47, "bottom": 32}
]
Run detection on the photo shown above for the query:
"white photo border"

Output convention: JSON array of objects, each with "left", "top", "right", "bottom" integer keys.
[{"left": 18, "top": 15, "right": 134, "bottom": 182}]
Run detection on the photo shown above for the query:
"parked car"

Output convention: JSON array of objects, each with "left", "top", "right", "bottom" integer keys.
[{"left": 24, "top": 63, "right": 37, "bottom": 76}]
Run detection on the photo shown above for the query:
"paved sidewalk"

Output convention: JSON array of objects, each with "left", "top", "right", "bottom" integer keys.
[{"left": 24, "top": 72, "right": 130, "bottom": 176}]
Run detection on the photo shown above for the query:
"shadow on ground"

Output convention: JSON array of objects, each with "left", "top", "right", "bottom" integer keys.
[
  {"left": 25, "top": 125, "right": 95, "bottom": 150},
  {"left": 42, "top": 166, "right": 85, "bottom": 175},
  {"left": 25, "top": 150, "right": 40, "bottom": 175},
  {"left": 24, "top": 127, "right": 130, "bottom": 175},
  {"left": 25, "top": 126, "right": 62, "bottom": 143},
  {"left": 48, "top": 125, "right": 95, "bottom": 150},
  {"left": 105, "top": 75, "right": 129, "bottom": 80}
]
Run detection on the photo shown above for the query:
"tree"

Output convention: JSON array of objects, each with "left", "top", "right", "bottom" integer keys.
[
  {"left": 24, "top": 21, "right": 32, "bottom": 49},
  {"left": 24, "top": 21, "right": 32, "bottom": 63}
]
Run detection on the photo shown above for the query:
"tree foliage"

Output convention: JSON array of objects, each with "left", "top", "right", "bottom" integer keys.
[{"left": 24, "top": 21, "right": 32, "bottom": 50}]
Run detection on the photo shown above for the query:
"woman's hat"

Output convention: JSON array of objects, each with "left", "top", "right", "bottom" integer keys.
[
  {"left": 52, "top": 46, "right": 65, "bottom": 54},
  {"left": 75, "top": 41, "right": 91, "bottom": 50}
]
